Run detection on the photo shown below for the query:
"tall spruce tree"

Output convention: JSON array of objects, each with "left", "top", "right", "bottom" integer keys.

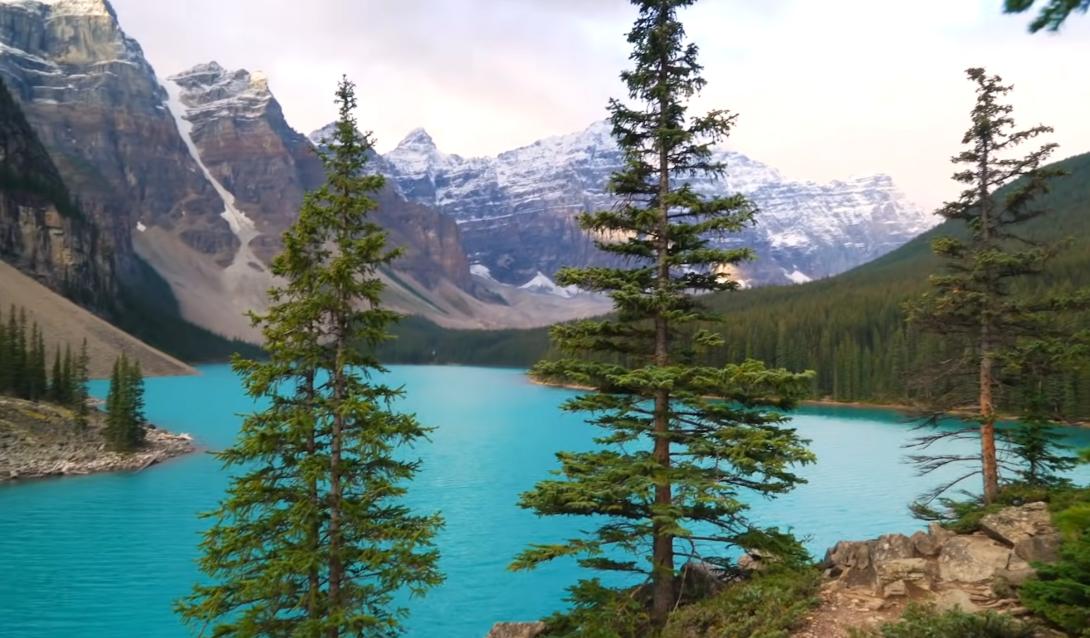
[
  {"left": 104, "top": 353, "right": 147, "bottom": 451},
  {"left": 175, "top": 77, "right": 444, "bottom": 638},
  {"left": 49, "top": 347, "right": 63, "bottom": 403},
  {"left": 73, "top": 337, "right": 90, "bottom": 427},
  {"left": 510, "top": 0, "right": 815, "bottom": 628},
  {"left": 0, "top": 306, "right": 10, "bottom": 394},
  {"left": 904, "top": 67, "right": 1090, "bottom": 507},
  {"left": 61, "top": 343, "right": 74, "bottom": 407}
]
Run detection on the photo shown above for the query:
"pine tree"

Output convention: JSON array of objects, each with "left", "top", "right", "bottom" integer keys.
[
  {"left": 104, "top": 355, "right": 122, "bottom": 447},
  {"left": 1004, "top": 0, "right": 1089, "bottom": 32},
  {"left": 175, "top": 76, "right": 444, "bottom": 638},
  {"left": 509, "top": 0, "right": 815, "bottom": 627},
  {"left": 49, "top": 347, "right": 63, "bottom": 403},
  {"left": 73, "top": 337, "right": 90, "bottom": 428},
  {"left": 124, "top": 357, "right": 146, "bottom": 448},
  {"left": 14, "top": 307, "right": 27, "bottom": 398},
  {"left": 904, "top": 67, "right": 1090, "bottom": 506},
  {"left": 61, "top": 343, "right": 74, "bottom": 407}
]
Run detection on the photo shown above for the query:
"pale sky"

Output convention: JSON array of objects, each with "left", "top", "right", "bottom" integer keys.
[{"left": 108, "top": 0, "right": 1090, "bottom": 211}]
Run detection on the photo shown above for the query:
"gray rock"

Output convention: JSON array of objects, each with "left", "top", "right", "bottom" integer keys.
[
  {"left": 928, "top": 522, "right": 955, "bottom": 544},
  {"left": 483, "top": 622, "right": 547, "bottom": 638},
  {"left": 875, "top": 558, "right": 933, "bottom": 597},
  {"left": 938, "top": 536, "right": 1012, "bottom": 583},
  {"left": 979, "top": 502, "right": 1054, "bottom": 546},
  {"left": 883, "top": 579, "right": 907, "bottom": 597},
  {"left": 934, "top": 588, "right": 980, "bottom": 613},
  {"left": 873, "top": 534, "right": 917, "bottom": 562},
  {"left": 994, "top": 567, "right": 1037, "bottom": 587},
  {"left": 911, "top": 530, "right": 941, "bottom": 557},
  {"left": 1014, "top": 533, "right": 1062, "bottom": 564}
]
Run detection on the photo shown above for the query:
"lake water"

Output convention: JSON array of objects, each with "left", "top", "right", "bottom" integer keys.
[{"left": 1, "top": 364, "right": 1088, "bottom": 638}]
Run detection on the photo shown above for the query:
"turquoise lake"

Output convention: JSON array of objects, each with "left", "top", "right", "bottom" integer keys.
[{"left": 2, "top": 364, "right": 1089, "bottom": 638}]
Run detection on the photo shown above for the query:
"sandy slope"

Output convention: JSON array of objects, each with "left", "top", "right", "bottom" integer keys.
[{"left": 0, "top": 260, "right": 197, "bottom": 379}]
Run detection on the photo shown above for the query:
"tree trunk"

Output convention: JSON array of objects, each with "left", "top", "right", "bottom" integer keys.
[
  {"left": 978, "top": 143, "right": 1000, "bottom": 505},
  {"left": 304, "top": 369, "right": 321, "bottom": 622},
  {"left": 650, "top": 51, "right": 674, "bottom": 624},
  {"left": 980, "top": 331, "right": 1000, "bottom": 504}
]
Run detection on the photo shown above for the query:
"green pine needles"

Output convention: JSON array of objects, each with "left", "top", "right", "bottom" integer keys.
[
  {"left": 104, "top": 352, "right": 146, "bottom": 452},
  {"left": 174, "top": 77, "right": 444, "bottom": 638},
  {"left": 904, "top": 67, "right": 1090, "bottom": 507},
  {"left": 511, "top": 0, "right": 816, "bottom": 628}
]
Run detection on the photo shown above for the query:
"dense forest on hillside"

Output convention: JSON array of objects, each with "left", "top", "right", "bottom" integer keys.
[{"left": 379, "top": 150, "right": 1090, "bottom": 418}]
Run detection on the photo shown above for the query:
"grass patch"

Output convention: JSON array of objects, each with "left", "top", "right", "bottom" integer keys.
[
  {"left": 660, "top": 566, "right": 823, "bottom": 638},
  {"left": 847, "top": 603, "right": 1038, "bottom": 638},
  {"left": 537, "top": 566, "right": 822, "bottom": 638}
]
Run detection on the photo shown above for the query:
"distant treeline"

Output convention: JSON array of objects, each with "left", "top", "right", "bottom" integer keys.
[
  {"left": 0, "top": 304, "right": 90, "bottom": 413},
  {"left": 378, "top": 151, "right": 1090, "bottom": 419}
]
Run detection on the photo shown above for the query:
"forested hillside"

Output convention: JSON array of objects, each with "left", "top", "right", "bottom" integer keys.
[{"left": 380, "top": 150, "right": 1090, "bottom": 416}]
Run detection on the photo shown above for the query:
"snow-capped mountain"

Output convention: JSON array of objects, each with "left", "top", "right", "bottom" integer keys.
[{"left": 365, "top": 119, "right": 938, "bottom": 287}]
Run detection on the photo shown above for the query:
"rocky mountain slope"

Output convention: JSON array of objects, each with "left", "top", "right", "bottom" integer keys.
[
  {"left": 0, "top": 0, "right": 605, "bottom": 340},
  {"left": 0, "top": 259, "right": 195, "bottom": 377},
  {"left": 374, "top": 119, "right": 938, "bottom": 288},
  {"left": 0, "top": 73, "right": 113, "bottom": 307}
]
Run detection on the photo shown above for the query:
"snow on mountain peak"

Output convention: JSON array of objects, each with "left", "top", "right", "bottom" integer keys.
[
  {"left": 397, "top": 127, "right": 437, "bottom": 148},
  {"left": 165, "top": 62, "right": 273, "bottom": 117},
  {"left": 0, "top": 0, "right": 116, "bottom": 17},
  {"left": 307, "top": 122, "right": 337, "bottom": 147}
]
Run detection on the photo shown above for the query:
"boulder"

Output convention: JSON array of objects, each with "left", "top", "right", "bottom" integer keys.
[
  {"left": 910, "top": 530, "right": 942, "bottom": 557},
  {"left": 873, "top": 534, "right": 917, "bottom": 562},
  {"left": 484, "top": 622, "right": 547, "bottom": 638},
  {"left": 875, "top": 558, "right": 933, "bottom": 597},
  {"left": 979, "top": 502, "right": 1054, "bottom": 545},
  {"left": 933, "top": 588, "right": 980, "bottom": 614},
  {"left": 1013, "top": 533, "right": 1062, "bottom": 564},
  {"left": 994, "top": 567, "right": 1037, "bottom": 588},
  {"left": 937, "top": 536, "right": 1012, "bottom": 583},
  {"left": 928, "top": 522, "right": 955, "bottom": 544}
]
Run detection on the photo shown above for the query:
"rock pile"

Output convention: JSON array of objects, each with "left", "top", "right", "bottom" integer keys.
[
  {"left": 0, "top": 397, "right": 196, "bottom": 481},
  {"left": 818, "top": 502, "right": 1061, "bottom": 614}
]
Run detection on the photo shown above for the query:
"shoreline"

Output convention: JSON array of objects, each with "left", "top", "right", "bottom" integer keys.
[
  {"left": 525, "top": 376, "right": 1090, "bottom": 428},
  {"left": 0, "top": 397, "right": 198, "bottom": 482}
]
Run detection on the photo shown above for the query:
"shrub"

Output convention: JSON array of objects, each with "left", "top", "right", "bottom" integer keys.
[{"left": 848, "top": 603, "right": 1038, "bottom": 638}]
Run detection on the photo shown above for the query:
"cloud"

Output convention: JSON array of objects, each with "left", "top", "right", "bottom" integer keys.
[{"left": 108, "top": 0, "right": 1090, "bottom": 210}]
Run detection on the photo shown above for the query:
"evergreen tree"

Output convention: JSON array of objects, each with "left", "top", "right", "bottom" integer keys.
[
  {"left": 49, "top": 347, "right": 62, "bottom": 403},
  {"left": 175, "top": 77, "right": 444, "bottom": 638},
  {"left": 904, "top": 67, "right": 1090, "bottom": 506},
  {"left": 104, "top": 355, "right": 122, "bottom": 446},
  {"left": 125, "top": 357, "right": 146, "bottom": 447},
  {"left": 509, "top": 0, "right": 815, "bottom": 628},
  {"left": 103, "top": 353, "right": 146, "bottom": 451},
  {"left": 73, "top": 337, "right": 89, "bottom": 427},
  {"left": 14, "top": 307, "right": 27, "bottom": 397},
  {"left": 1004, "top": 0, "right": 1089, "bottom": 32},
  {"left": 61, "top": 343, "right": 73, "bottom": 407}
]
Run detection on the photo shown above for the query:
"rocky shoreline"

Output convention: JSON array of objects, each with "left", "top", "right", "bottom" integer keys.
[{"left": 0, "top": 396, "right": 196, "bottom": 482}]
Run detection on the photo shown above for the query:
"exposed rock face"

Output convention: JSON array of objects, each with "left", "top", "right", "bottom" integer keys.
[
  {"left": 482, "top": 622, "right": 547, "bottom": 638},
  {"left": 370, "top": 119, "right": 938, "bottom": 288},
  {"left": 820, "top": 502, "right": 1060, "bottom": 611},
  {"left": 0, "top": 0, "right": 228, "bottom": 275},
  {"left": 0, "top": 74, "right": 113, "bottom": 305},
  {"left": 166, "top": 61, "right": 473, "bottom": 287}
]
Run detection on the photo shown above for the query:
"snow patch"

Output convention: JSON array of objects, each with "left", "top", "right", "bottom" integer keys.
[
  {"left": 135, "top": 221, "right": 146, "bottom": 232},
  {"left": 784, "top": 269, "right": 812, "bottom": 284},
  {"left": 469, "top": 263, "right": 495, "bottom": 281},
  {"left": 518, "top": 271, "right": 580, "bottom": 299},
  {"left": 161, "top": 79, "right": 256, "bottom": 238},
  {"left": 0, "top": 0, "right": 114, "bottom": 16}
]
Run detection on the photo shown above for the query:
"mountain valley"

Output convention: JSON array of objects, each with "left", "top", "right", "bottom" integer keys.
[{"left": 0, "top": 0, "right": 943, "bottom": 355}]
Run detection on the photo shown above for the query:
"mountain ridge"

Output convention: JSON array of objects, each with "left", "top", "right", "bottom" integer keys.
[{"left": 351, "top": 118, "right": 938, "bottom": 289}]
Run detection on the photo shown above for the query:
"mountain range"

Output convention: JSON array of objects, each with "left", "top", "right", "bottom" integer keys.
[{"left": 0, "top": 0, "right": 938, "bottom": 351}]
